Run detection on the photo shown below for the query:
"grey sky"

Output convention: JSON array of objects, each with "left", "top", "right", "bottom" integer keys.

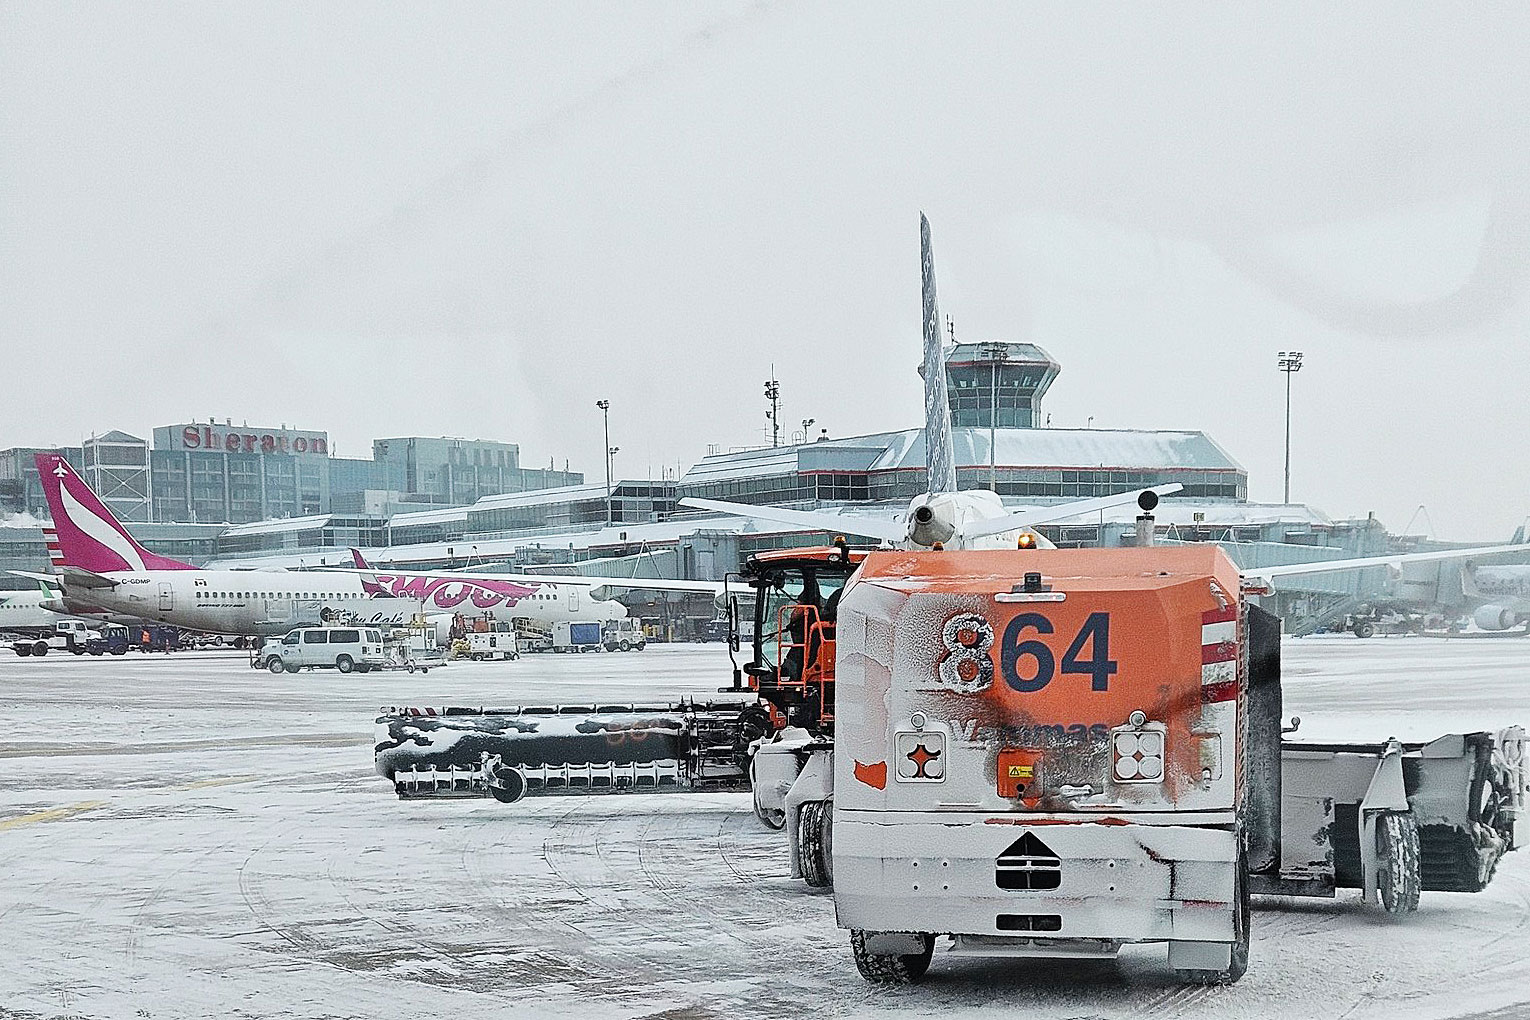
[{"left": 4, "top": 3, "right": 1528, "bottom": 538}]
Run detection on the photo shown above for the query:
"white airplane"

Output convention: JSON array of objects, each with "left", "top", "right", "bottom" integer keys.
[
  {"left": 22, "top": 454, "right": 718, "bottom": 640},
  {"left": 680, "top": 213, "right": 1185, "bottom": 550}
]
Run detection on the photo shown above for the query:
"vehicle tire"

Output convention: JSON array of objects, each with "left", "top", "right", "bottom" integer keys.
[
  {"left": 799, "top": 799, "right": 834, "bottom": 889},
  {"left": 1354, "top": 620, "right": 1376, "bottom": 639},
  {"left": 406, "top": 664, "right": 416, "bottom": 673},
  {"left": 89, "top": 648, "right": 103, "bottom": 656},
  {"left": 619, "top": 640, "right": 631, "bottom": 652},
  {"left": 112, "top": 647, "right": 126, "bottom": 655},
  {"left": 849, "top": 929, "right": 934, "bottom": 984},
  {"left": 285, "top": 663, "right": 300, "bottom": 674},
  {"left": 1377, "top": 811, "right": 1422, "bottom": 914},
  {"left": 15, "top": 644, "right": 31, "bottom": 656},
  {"left": 489, "top": 767, "right": 527, "bottom": 804},
  {"left": 1177, "top": 846, "right": 1249, "bottom": 985},
  {"left": 35, "top": 642, "right": 48, "bottom": 656},
  {"left": 336, "top": 655, "right": 354, "bottom": 674},
  {"left": 267, "top": 658, "right": 284, "bottom": 673}
]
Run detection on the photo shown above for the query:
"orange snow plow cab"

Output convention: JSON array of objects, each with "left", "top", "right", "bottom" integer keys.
[{"left": 832, "top": 545, "right": 1252, "bottom": 983}]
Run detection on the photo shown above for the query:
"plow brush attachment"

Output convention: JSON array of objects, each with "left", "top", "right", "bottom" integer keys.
[{"left": 375, "top": 701, "right": 757, "bottom": 802}]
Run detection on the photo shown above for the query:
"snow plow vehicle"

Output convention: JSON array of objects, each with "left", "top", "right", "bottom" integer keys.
[{"left": 373, "top": 540, "right": 1527, "bottom": 974}]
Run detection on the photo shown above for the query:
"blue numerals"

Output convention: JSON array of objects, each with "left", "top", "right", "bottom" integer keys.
[{"left": 999, "top": 612, "right": 1118, "bottom": 694}]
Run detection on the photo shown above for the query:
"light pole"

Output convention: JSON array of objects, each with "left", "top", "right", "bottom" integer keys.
[
  {"left": 596, "top": 399, "right": 612, "bottom": 526},
  {"left": 801, "top": 418, "right": 815, "bottom": 445},
  {"left": 1277, "top": 351, "right": 1304, "bottom": 504}
]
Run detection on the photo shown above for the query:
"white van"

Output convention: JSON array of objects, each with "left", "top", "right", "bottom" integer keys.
[{"left": 266, "top": 627, "right": 388, "bottom": 674}]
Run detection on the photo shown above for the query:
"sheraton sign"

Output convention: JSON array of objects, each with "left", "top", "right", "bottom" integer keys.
[{"left": 157, "top": 424, "right": 330, "bottom": 456}]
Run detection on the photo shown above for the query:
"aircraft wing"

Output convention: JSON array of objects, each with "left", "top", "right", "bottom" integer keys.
[
  {"left": 1243, "top": 543, "right": 1530, "bottom": 581},
  {"left": 962, "top": 485, "right": 1186, "bottom": 541},
  {"left": 677, "top": 498, "right": 908, "bottom": 543}
]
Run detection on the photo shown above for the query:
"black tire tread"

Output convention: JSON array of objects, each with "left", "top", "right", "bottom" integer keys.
[{"left": 850, "top": 929, "right": 933, "bottom": 984}]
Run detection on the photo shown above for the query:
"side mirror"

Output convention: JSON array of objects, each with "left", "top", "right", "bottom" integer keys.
[{"left": 728, "top": 595, "right": 741, "bottom": 653}]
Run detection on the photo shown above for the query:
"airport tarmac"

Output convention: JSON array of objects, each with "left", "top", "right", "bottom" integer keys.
[{"left": 0, "top": 639, "right": 1526, "bottom": 1020}]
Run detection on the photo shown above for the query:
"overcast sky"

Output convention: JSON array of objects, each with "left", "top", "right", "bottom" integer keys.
[{"left": 4, "top": 3, "right": 1528, "bottom": 539}]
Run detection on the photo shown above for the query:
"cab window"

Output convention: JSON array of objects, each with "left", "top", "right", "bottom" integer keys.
[{"left": 283, "top": 633, "right": 300, "bottom": 645}]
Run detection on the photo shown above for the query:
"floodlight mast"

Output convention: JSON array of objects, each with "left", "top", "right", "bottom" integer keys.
[{"left": 1277, "top": 351, "right": 1304, "bottom": 504}]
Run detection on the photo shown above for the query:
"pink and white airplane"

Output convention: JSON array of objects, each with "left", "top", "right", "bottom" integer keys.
[{"left": 23, "top": 453, "right": 718, "bottom": 638}]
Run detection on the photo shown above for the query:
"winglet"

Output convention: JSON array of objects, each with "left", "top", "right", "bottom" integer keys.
[{"left": 920, "top": 213, "right": 957, "bottom": 494}]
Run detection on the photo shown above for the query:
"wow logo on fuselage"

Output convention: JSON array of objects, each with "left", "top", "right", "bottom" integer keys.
[{"left": 362, "top": 574, "right": 540, "bottom": 610}]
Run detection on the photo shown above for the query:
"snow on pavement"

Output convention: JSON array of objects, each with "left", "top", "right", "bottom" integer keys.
[{"left": 0, "top": 640, "right": 1526, "bottom": 1020}]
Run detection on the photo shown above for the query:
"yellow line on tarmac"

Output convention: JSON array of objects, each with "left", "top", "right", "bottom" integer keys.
[
  {"left": 0, "top": 800, "right": 107, "bottom": 831},
  {"left": 173, "top": 775, "right": 262, "bottom": 791}
]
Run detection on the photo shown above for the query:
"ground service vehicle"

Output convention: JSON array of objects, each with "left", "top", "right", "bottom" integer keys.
[
  {"left": 827, "top": 545, "right": 1253, "bottom": 983},
  {"left": 602, "top": 618, "right": 646, "bottom": 652},
  {"left": 552, "top": 621, "right": 603, "bottom": 653},
  {"left": 465, "top": 629, "right": 519, "bottom": 661},
  {"left": 375, "top": 536, "right": 1527, "bottom": 986},
  {"left": 6, "top": 620, "right": 104, "bottom": 656},
  {"left": 266, "top": 627, "right": 388, "bottom": 673},
  {"left": 81, "top": 624, "right": 131, "bottom": 655}
]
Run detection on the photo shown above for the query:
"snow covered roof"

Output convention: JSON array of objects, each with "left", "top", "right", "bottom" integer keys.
[
  {"left": 220, "top": 514, "right": 332, "bottom": 536},
  {"left": 387, "top": 505, "right": 469, "bottom": 527},
  {"left": 683, "top": 427, "right": 1244, "bottom": 484}
]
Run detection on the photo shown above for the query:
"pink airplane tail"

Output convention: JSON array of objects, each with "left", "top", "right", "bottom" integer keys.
[{"left": 34, "top": 453, "right": 195, "bottom": 572}]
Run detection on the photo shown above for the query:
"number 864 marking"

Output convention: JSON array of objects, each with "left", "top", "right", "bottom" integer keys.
[{"left": 938, "top": 611, "right": 1118, "bottom": 694}]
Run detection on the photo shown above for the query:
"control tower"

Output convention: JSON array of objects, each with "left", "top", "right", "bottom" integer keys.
[{"left": 940, "top": 342, "right": 1061, "bottom": 429}]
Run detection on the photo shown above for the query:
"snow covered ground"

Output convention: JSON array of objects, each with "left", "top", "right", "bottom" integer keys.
[{"left": 0, "top": 638, "right": 1526, "bottom": 1020}]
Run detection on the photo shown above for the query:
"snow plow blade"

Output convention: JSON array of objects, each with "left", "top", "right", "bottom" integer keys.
[
  {"left": 374, "top": 701, "right": 756, "bottom": 801},
  {"left": 1252, "top": 727, "right": 1528, "bottom": 904}
]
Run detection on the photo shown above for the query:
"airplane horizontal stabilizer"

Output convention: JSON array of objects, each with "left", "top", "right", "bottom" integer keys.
[
  {"left": 962, "top": 484, "right": 1186, "bottom": 541},
  {"left": 678, "top": 497, "right": 908, "bottom": 544}
]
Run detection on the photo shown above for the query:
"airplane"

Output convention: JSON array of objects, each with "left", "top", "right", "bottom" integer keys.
[
  {"left": 680, "top": 214, "right": 1187, "bottom": 550},
  {"left": 1462, "top": 559, "right": 1530, "bottom": 632},
  {"left": 0, "top": 577, "right": 101, "bottom": 634},
  {"left": 22, "top": 453, "right": 719, "bottom": 640},
  {"left": 678, "top": 214, "right": 1530, "bottom": 589}
]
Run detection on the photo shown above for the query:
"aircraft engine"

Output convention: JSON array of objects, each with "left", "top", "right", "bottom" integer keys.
[
  {"left": 907, "top": 496, "right": 957, "bottom": 548},
  {"left": 1473, "top": 605, "right": 1518, "bottom": 631}
]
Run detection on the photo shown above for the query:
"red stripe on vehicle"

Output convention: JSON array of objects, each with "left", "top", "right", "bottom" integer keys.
[
  {"left": 1201, "top": 605, "right": 1237, "bottom": 625},
  {"left": 1201, "top": 680, "right": 1238, "bottom": 703},
  {"left": 1201, "top": 641, "right": 1237, "bottom": 664}
]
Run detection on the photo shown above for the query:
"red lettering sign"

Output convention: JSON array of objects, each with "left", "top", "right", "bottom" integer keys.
[{"left": 176, "top": 426, "right": 327, "bottom": 455}]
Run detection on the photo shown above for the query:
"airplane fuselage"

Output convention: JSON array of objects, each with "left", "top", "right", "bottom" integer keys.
[{"left": 66, "top": 569, "right": 627, "bottom": 637}]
